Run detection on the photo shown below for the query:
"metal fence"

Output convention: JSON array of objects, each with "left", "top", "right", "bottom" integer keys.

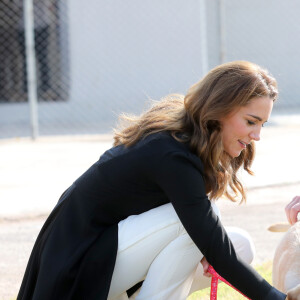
[{"left": 1, "top": 0, "right": 300, "bottom": 139}]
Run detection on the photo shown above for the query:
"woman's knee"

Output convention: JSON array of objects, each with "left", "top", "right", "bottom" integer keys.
[
  {"left": 226, "top": 226, "right": 256, "bottom": 264},
  {"left": 117, "top": 203, "right": 188, "bottom": 253}
]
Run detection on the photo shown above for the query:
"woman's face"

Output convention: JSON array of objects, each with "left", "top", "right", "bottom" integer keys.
[{"left": 220, "top": 96, "right": 273, "bottom": 158}]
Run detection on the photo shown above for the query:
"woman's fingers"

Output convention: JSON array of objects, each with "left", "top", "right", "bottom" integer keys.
[
  {"left": 286, "top": 283, "right": 300, "bottom": 299},
  {"left": 200, "top": 257, "right": 212, "bottom": 278}
]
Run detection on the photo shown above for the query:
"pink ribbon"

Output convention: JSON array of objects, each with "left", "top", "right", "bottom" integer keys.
[{"left": 207, "top": 265, "right": 251, "bottom": 299}]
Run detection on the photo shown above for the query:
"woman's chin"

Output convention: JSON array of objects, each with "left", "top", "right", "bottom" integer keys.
[{"left": 225, "top": 149, "right": 242, "bottom": 158}]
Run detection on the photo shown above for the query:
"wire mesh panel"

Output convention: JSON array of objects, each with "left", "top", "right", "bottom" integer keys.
[
  {"left": 0, "top": 0, "right": 23, "bottom": 102},
  {"left": 0, "top": 0, "right": 68, "bottom": 102},
  {"left": 0, "top": 0, "right": 299, "bottom": 139},
  {"left": 0, "top": 0, "right": 69, "bottom": 138}
]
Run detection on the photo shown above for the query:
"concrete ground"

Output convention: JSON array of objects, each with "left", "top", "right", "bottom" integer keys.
[{"left": 1, "top": 118, "right": 300, "bottom": 300}]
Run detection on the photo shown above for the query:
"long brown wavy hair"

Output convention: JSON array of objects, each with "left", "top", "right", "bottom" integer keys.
[{"left": 113, "top": 61, "right": 278, "bottom": 203}]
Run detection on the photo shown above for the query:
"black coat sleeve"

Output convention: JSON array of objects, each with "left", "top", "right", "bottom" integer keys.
[{"left": 153, "top": 150, "right": 286, "bottom": 300}]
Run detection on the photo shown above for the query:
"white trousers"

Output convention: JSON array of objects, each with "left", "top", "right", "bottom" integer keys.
[{"left": 107, "top": 203, "right": 255, "bottom": 300}]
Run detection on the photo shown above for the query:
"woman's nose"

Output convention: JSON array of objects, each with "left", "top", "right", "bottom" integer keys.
[{"left": 250, "top": 128, "right": 261, "bottom": 141}]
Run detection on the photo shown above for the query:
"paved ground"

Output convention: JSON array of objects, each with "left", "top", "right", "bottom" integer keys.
[{"left": 1, "top": 118, "right": 300, "bottom": 300}]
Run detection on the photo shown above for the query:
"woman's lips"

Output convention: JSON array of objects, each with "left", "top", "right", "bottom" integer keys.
[{"left": 238, "top": 140, "right": 247, "bottom": 149}]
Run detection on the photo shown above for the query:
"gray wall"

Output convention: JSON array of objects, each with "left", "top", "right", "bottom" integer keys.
[{"left": 1, "top": 0, "right": 299, "bottom": 138}]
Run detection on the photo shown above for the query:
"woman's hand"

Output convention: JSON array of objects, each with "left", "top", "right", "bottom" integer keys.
[
  {"left": 285, "top": 196, "right": 300, "bottom": 225},
  {"left": 286, "top": 283, "right": 300, "bottom": 299},
  {"left": 200, "top": 256, "right": 212, "bottom": 278}
]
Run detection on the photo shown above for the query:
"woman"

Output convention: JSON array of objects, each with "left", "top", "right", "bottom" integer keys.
[{"left": 18, "top": 61, "right": 287, "bottom": 300}]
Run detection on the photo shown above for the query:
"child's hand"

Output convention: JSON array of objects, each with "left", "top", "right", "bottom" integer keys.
[{"left": 285, "top": 196, "right": 300, "bottom": 225}]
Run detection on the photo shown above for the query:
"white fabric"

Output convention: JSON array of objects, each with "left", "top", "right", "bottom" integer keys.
[{"left": 107, "top": 203, "right": 255, "bottom": 300}]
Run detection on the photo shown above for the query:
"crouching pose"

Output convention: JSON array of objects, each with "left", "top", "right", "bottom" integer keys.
[{"left": 18, "top": 61, "right": 287, "bottom": 300}]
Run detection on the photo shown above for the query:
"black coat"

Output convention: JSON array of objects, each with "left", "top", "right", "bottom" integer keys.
[{"left": 17, "top": 132, "right": 282, "bottom": 300}]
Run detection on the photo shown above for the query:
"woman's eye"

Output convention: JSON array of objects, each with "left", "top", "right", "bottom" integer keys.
[{"left": 247, "top": 120, "right": 255, "bottom": 125}]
